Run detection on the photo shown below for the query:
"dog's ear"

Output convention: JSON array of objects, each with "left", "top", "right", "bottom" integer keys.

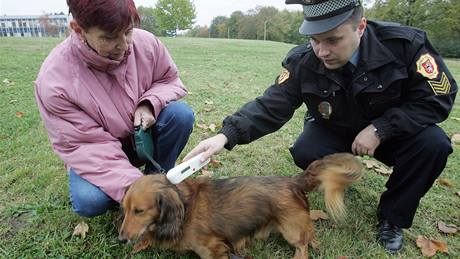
[
  {"left": 154, "top": 188, "right": 185, "bottom": 241},
  {"left": 302, "top": 160, "right": 322, "bottom": 191}
]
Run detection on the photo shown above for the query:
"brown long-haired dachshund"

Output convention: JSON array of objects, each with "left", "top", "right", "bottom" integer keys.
[{"left": 118, "top": 153, "right": 362, "bottom": 259}]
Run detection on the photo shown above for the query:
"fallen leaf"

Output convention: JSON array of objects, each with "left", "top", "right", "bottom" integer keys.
[
  {"left": 72, "top": 221, "right": 89, "bottom": 238},
  {"left": 15, "top": 111, "right": 24, "bottom": 118},
  {"left": 416, "top": 235, "right": 448, "bottom": 257},
  {"left": 456, "top": 191, "right": 460, "bottom": 197},
  {"left": 204, "top": 100, "right": 214, "bottom": 105},
  {"left": 196, "top": 123, "right": 208, "bottom": 130},
  {"left": 3, "top": 78, "right": 13, "bottom": 86},
  {"left": 362, "top": 159, "right": 392, "bottom": 175},
  {"left": 203, "top": 107, "right": 214, "bottom": 112},
  {"left": 452, "top": 134, "right": 460, "bottom": 144},
  {"left": 374, "top": 166, "right": 392, "bottom": 176},
  {"left": 438, "top": 221, "right": 458, "bottom": 234},
  {"left": 208, "top": 123, "right": 217, "bottom": 132},
  {"left": 310, "top": 210, "right": 329, "bottom": 221},
  {"left": 201, "top": 168, "right": 214, "bottom": 177},
  {"left": 362, "top": 159, "right": 380, "bottom": 169},
  {"left": 209, "top": 159, "right": 222, "bottom": 168},
  {"left": 337, "top": 256, "right": 348, "bottom": 259},
  {"left": 437, "top": 178, "right": 454, "bottom": 188}
]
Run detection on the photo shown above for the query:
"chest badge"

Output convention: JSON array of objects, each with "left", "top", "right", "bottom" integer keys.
[
  {"left": 416, "top": 53, "right": 439, "bottom": 79},
  {"left": 318, "top": 101, "right": 332, "bottom": 119},
  {"left": 277, "top": 68, "right": 290, "bottom": 85}
]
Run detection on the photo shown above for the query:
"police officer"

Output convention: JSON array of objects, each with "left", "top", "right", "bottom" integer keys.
[{"left": 184, "top": 0, "right": 457, "bottom": 253}]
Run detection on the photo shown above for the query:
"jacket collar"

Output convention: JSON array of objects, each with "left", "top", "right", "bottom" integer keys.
[
  {"left": 301, "top": 23, "right": 397, "bottom": 74},
  {"left": 358, "top": 23, "right": 396, "bottom": 71},
  {"left": 71, "top": 31, "right": 131, "bottom": 72}
]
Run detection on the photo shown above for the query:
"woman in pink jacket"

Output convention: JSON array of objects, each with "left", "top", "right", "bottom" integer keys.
[{"left": 35, "top": 0, "right": 194, "bottom": 217}]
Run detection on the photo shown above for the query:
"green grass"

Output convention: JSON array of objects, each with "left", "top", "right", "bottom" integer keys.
[{"left": 0, "top": 36, "right": 459, "bottom": 258}]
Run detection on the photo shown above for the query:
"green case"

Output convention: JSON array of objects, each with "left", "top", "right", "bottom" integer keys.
[
  {"left": 134, "top": 126, "right": 154, "bottom": 163},
  {"left": 134, "top": 126, "right": 165, "bottom": 173}
]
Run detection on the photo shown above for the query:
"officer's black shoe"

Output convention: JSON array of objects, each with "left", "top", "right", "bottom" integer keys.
[{"left": 377, "top": 219, "right": 403, "bottom": 253}]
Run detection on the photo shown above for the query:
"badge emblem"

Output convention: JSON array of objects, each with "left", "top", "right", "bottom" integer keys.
[
  {"left": 277, "top": 68, "right": 290, "bottom": 85},
  {"left": 318, "top": 101, "right": 332, "bottom": 119},
  {"left": 416, "top": 53, "right": 439, "bottom": 79},
  {"left": 428, "top": 72, "right": 451, "bottom": 95}
]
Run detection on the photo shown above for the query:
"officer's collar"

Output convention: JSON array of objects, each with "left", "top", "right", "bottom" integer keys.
[
  {"left": 358, "top": 23, "right": 397, "bottom": 71},
  {"left": 301, "top": 22, "right": 397, "bottom": 74}
]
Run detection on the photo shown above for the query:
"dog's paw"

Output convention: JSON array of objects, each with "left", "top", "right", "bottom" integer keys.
[{"left": 310, "top": 238, "right": 321, "bottom": 250}]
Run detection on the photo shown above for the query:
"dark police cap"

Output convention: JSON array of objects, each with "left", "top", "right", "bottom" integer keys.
[{"left": 286, "top": 0, "right": 361, "bottom": 35}]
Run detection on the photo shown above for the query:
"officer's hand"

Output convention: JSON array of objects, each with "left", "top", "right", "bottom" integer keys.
[
  {"left": 183, "top": 134, "right": 228, "bottom": 163},
  {"left": 352, "top": 124, "right": 380, "bottom": 157},
  {"left": 134, "top": 104, "right": 155, "bottom": 130}
]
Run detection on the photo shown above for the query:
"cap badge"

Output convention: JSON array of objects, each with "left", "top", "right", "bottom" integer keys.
[
  {"left": 318, "top": 101, "right": 332, "bottom": 119},
  {"left": 416, "top": 53, "right": 439, "bottom": 79}
]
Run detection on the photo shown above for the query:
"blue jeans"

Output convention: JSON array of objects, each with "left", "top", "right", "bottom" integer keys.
[{"left": 69, "top": 102, "right": 194, "bottom": 217}]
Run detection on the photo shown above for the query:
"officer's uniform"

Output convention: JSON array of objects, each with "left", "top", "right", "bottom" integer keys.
[{"left": 219, "top": 20, "right": 457, "bottom": 228}]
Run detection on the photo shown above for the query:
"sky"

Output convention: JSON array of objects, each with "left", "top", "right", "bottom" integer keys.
[{"left": 0, "top": 0, "right": 301, "bottom": 26}]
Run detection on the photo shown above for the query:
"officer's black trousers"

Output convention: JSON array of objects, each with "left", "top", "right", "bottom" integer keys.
[{"left": 289, "top": 120, "right": 453, "bottom": 228}]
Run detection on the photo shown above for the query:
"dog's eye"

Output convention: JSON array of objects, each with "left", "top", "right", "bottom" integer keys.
[{"left": 133, "top": 208, "right": 144, "bottom": 215}]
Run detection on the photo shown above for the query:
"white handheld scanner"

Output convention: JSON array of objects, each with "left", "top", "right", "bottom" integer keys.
[{"left": 166, "top": 153, "right": 210, "bottom": 184}]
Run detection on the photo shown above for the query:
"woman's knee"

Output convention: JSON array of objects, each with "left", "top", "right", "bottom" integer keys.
[
  {"left": 69, "top": 171, "right": 116, "bottom": 217},
  {"left": 159, "top": 102, "right": 195, "bottom": 132}
]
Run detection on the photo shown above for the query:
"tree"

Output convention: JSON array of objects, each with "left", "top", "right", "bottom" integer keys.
[
  {"left": 153, "top": 0, "right": 196, "bottom": 36},
  {"left": 209, "top": 16, "right": 228, "bottom": 38},
  {"left": 367, "top": 0, "right": 460, "bottom": 57},
  {"left": 253, "top": 6, "right": 280, "bottom": 40},
  {"left": 137, "top": 6, "right": 164, "bottom": 36},
  {"left": 278, "top": 10, "right": 306, "bottom": 44},
  {"left": 227, "top": 11, "right": 244, "bottom": 39},
  {"left": 237, "top": 15, "right": 257, "bottom": 40},
  {"left": 185, "top": 25, "right": 209, "bottom": 38}
]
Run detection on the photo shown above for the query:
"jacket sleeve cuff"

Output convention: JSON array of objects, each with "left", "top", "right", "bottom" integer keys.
[
  {"left": 371, "top": 117, "right": 394, "bottom": 142},
  {"left": 218, "top": 125, "right": 239, "bottom": 151}
]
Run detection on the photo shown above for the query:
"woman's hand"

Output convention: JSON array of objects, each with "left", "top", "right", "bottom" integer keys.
[
  {"left": 134, "top": 104, "right": 155, "bottom": 130},
  {"left": 183, "top": 134, "right": 228, "bottom": 162}
]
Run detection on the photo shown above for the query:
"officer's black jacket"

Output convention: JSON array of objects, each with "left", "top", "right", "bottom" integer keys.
[{"left": 219, "top": 20, "right": 458, "bottom": 150}]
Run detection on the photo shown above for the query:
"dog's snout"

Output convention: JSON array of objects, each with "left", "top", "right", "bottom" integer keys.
[
  {"left": 118, "top": 230, "right": 128, "bottom": 243},
  {"left": 118, "top": 236, "right": 128, "bottom": 243}
]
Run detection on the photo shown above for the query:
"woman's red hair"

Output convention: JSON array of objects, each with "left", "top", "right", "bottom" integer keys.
[{"left": 67, "top": 0, "right": 140, "bottom": 33}]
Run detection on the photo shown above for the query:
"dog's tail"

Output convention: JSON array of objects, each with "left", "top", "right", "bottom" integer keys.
[{"left": 301, "top": 153, "right": 363, "bottom": 221}]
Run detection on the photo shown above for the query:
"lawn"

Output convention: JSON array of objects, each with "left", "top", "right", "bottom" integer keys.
[{"left": 0, "top": 36, "right": 459, "bottom": 258}]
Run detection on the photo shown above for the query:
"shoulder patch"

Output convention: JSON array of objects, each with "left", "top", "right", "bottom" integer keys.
[
  {"left": 428, "top": 72, "right": 451, "bottom": 95},
  {"left": 416, "top": 53, "right": 439, "bottom": 79},
  {"left": 277, "top": 68, "right": 290, "bottom": 85}
]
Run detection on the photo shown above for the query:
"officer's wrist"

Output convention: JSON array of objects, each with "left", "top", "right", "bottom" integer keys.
[{"left": 373, "top": 127, "right": 381, "bottom": 141}]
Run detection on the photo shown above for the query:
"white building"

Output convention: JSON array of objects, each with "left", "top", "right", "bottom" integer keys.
[{"left": 0, "top": 14, "right": 70, "bottom": 37}]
